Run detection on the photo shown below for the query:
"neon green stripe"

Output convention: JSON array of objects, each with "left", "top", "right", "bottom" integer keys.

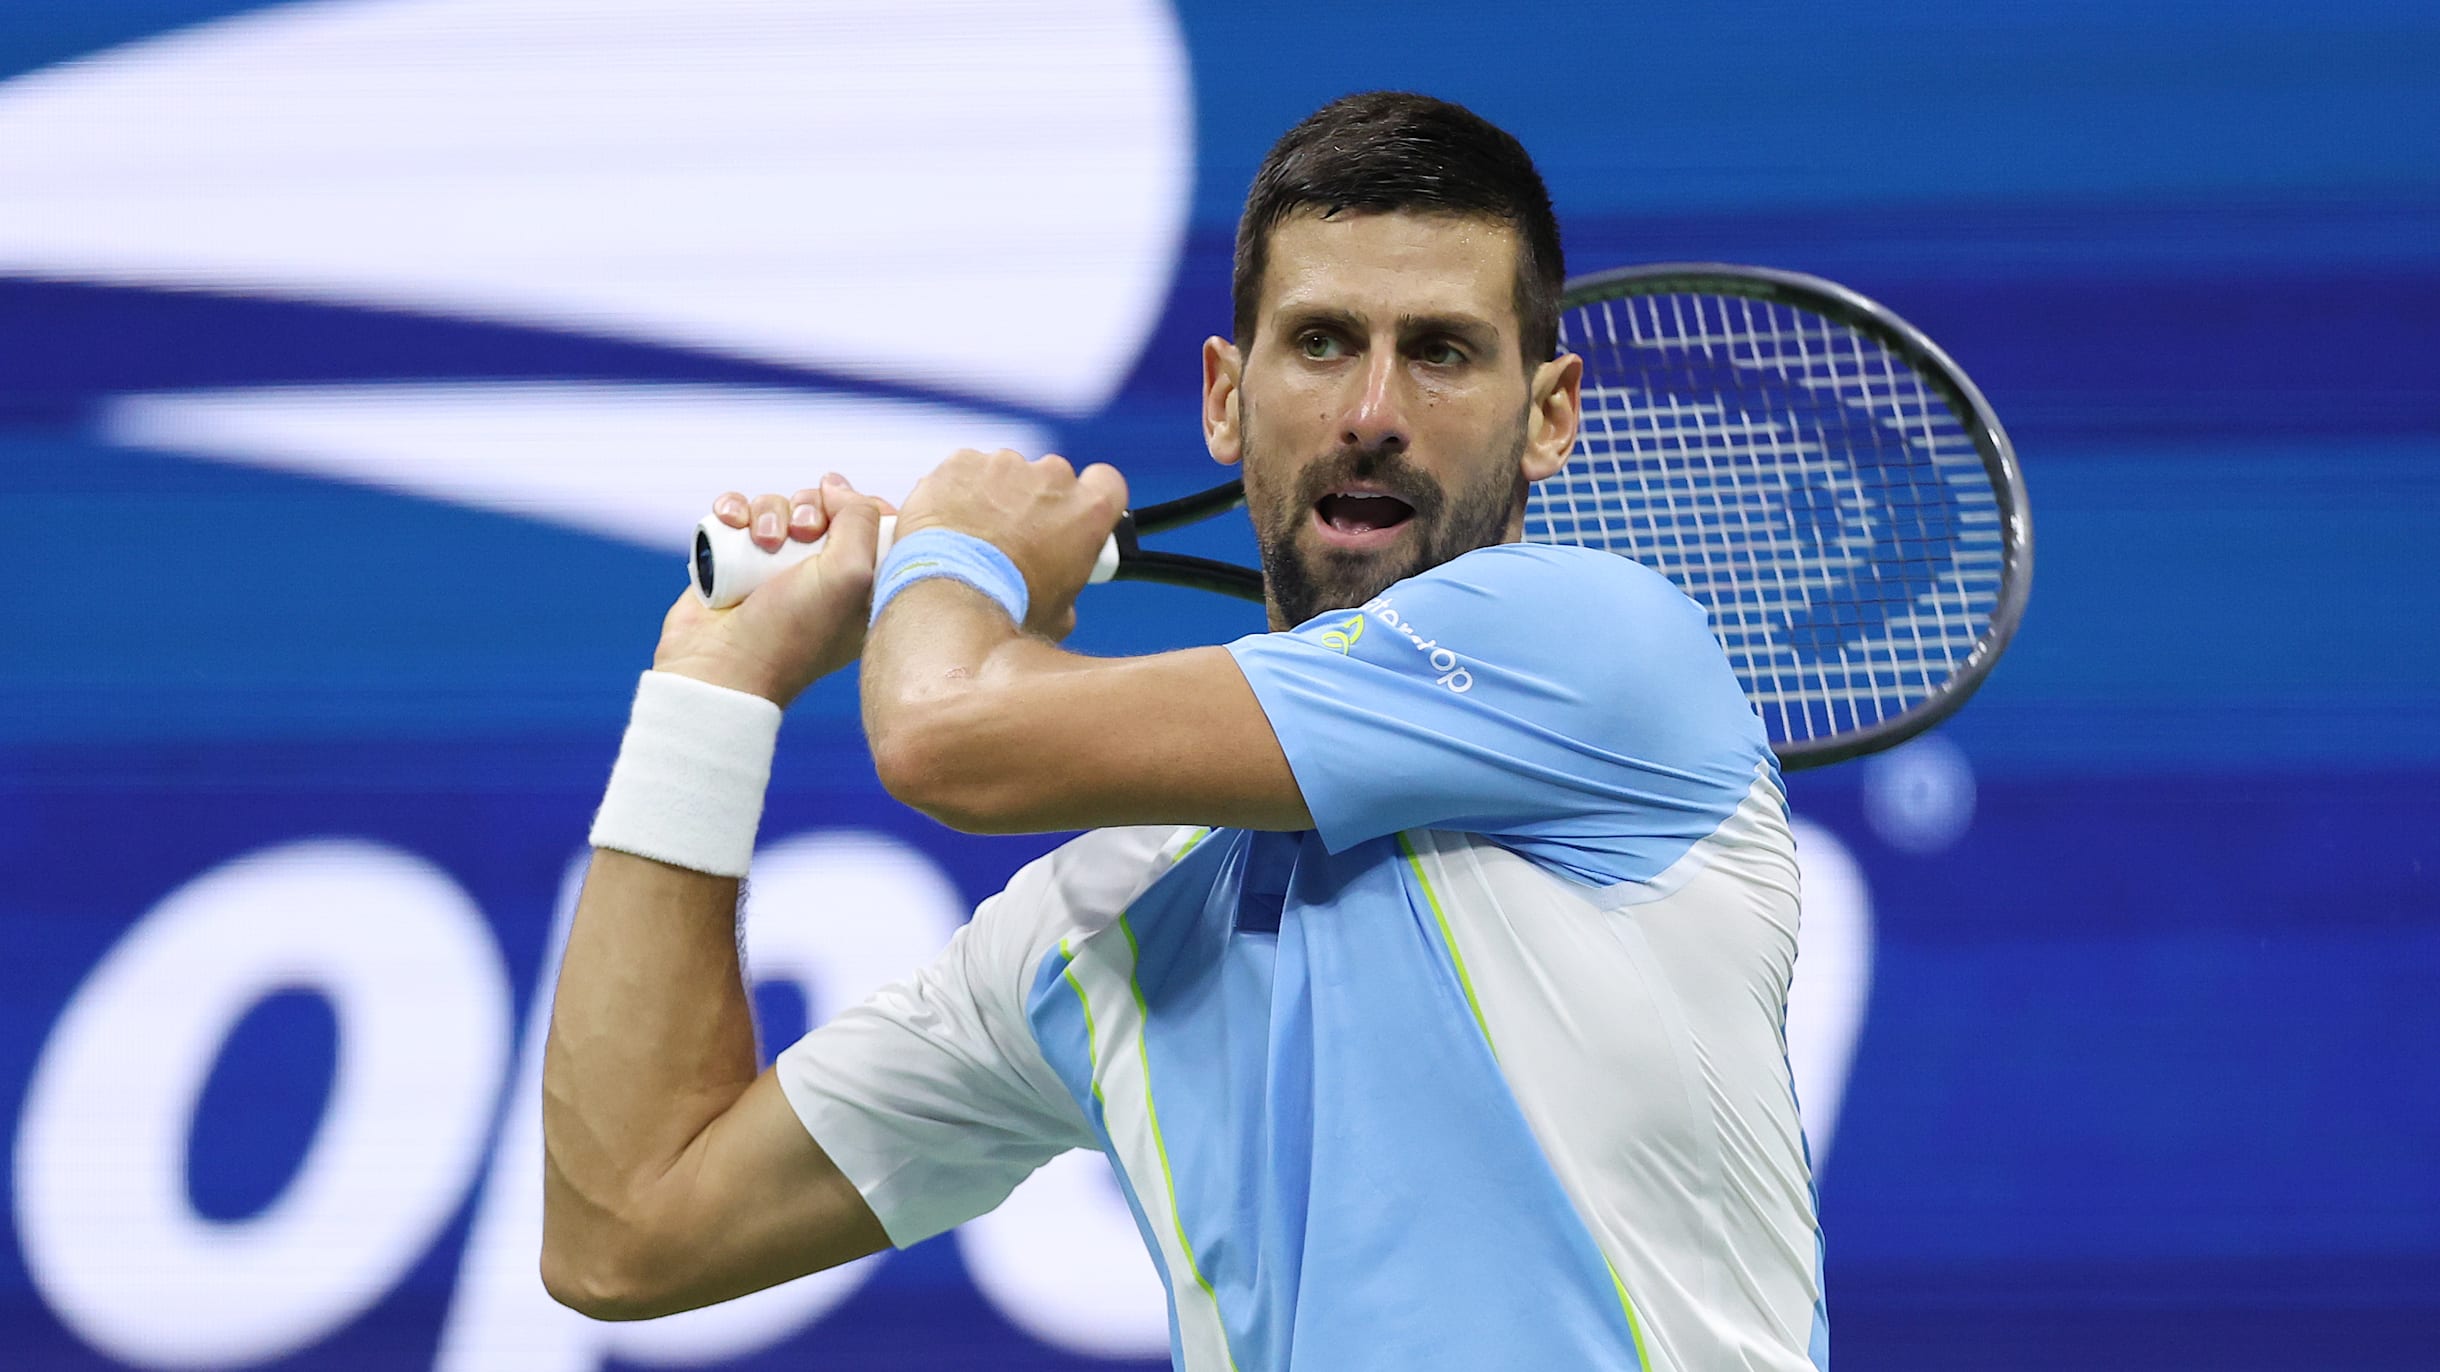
[
  {"left": 1118, "top": 914, "right": 1239, "bottom": 1372},
  {"left": 1397, "top": 832, "right": 1493, "bottom": 1050},
  {"left": 1605, "top": 1258, "right": 1655, "bottom": 1371},
  {"left": 1055, "top": 939, "right": 1105, "bottom": 1107},
  {"left": 1401, "top": 835, "right": 1653, "bottom": 1369}
]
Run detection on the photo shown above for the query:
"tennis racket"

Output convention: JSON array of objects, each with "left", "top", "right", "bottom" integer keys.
[
  {"left": 691, "top": 479, "right": 1259, "bottom": 610},
  {"left": 693, "top": 262, "right": 2032, "bottom": 769}
]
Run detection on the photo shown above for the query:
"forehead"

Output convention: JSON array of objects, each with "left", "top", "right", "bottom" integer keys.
[{"left": 1257, "top": 209, "right": 1521, "bottom": 333}]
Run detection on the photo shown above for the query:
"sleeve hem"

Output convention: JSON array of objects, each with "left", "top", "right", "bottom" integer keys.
[
  {"left": 771, "top": 1061, "right": 932, "bottom": 1249},
  {"left": 1223, "top": 636, "right": 1364, "bottom": 852}
]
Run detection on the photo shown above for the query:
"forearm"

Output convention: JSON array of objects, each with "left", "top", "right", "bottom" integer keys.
[
  {"left": 541, "top": 669, "right": 780, "bottom": 1287},
  {"left": 860, "top": 579, "right": 1052, "bottom": 826},
  {"left": 542, "top": 849, "right": 760, "bottom": 1272},
  {"left": 531, "top": 497, "right": 899, "bottom": 1317},
  {"left": 862, "top": 579, "right": 1309, "bottom": 833},
  {"left": 862, "top": 577, "right": 1033, "bottom": 721}
]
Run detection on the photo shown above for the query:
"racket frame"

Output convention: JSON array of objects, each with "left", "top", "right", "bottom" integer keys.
[
  {"left": 1552, "top": 263, "right": 2032, "bottom": 767},
  {"left": 1108, "top": 483, "right": 1265, "bottom": 600}
]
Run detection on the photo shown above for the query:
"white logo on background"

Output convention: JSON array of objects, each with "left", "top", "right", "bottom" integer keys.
[
  {"left": 0, "top": 0, "right": 1193, "bottom": 544},
  {"left": 12, "top": 820, "right": 1875, "bottom": 1367},
  {"left": 0, "top": 0, "right": 1191, "bottom": 419}
]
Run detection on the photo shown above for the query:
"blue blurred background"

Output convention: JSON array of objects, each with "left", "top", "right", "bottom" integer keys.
[{"left": 3, "top": 2, "right": 2435, "bottom": 1368}]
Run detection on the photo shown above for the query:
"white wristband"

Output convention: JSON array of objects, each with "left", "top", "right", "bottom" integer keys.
[{"left": 589, "top": 671, "right": 783, "bottom": 878}]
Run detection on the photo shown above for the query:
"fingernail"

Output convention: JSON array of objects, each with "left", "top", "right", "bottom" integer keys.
[
  {"left": 791, "top": 503, "right": 819, "bottom": 527},
  {"left": 715, "top": 495, "right": 746, "bottom": 519},
  {"left": 754, "top": 512, "right": 780, "bottom": 540}
]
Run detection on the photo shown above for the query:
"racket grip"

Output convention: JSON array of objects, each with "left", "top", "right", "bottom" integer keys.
[{"left": 691, "top": 515, "right": 1122, "bottom": 609}]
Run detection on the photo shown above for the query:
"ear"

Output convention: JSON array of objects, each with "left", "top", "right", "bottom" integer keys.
[
  {"left": 1520, "top": 350, "right": 1582, "bottom": 483},
  {"left": 1202, "top": 336, "right": 1245, "bottom": 468}
]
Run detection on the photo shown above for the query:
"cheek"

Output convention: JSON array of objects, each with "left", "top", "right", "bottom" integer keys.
[
  {"left": 1232, "top": 415, "right": 1297, "bottom": 538},
  {"left": 1251, "top": 366, "right": 1334, "bottom": 435}
]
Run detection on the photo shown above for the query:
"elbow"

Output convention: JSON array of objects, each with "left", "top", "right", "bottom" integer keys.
[
  {"left": 540, "top": 1238, "right": 654, "bottom": 1322},
  {"left": 541, "top": 1230, "right": 700, "bottom": 1322},
  {"left": 869, "top": 697, "right": 1036, "bottom": 834},
  {"left": 540, "top": 1184, "right": 685, "bottom": 1321}
]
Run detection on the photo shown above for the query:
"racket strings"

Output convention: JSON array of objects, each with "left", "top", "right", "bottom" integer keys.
[{"left": 1529, "top": 290, "right": 2005, "bottom": 748}]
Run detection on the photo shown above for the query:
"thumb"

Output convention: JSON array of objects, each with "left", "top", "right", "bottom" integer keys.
[
  {"left": 1078, "top": 462, "right": 1130, "bottom": 522},
  {"left": 815, "top": 495, "right": 885, "bottom": 589}
]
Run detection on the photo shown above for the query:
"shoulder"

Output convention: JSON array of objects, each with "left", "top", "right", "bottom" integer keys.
[
  {"left": 1417, "top": 540, "right": 1673, "bottom": 593},
  {"left": 1399, "top": 544, "right": 1767, "bottom": 762},
  {"left": 1414, "top": 542, "right": 1703, "bottom": 627},
  {"left": 1364, "top": 542, "right": 1716, "bottom": 673}
]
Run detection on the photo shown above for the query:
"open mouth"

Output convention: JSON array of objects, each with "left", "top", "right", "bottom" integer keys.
[{"left": 1312, "top": 490, "right": 1416, "bottom": 546}]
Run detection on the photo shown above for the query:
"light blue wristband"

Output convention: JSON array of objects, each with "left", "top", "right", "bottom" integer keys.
[{"left": 869, "top": 528, "right": 1031, "bottom": 627}]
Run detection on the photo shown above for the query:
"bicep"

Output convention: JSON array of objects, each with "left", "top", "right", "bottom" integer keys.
[
  {"left": 645, "top": 1071, "right": 891, "bottom": 1310},
  {"left": 884, "top": 644, "right": 1313, "bottom": 835},
  {"left": 581, "top": 898, "right": 1088, "bottom": 1313}
]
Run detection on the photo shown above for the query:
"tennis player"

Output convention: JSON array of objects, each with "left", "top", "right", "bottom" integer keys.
[{"left": 545, "top": 92, "right": 1826, "bottom": 1371}]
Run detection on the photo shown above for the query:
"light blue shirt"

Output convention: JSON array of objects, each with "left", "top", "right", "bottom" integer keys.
[{"left": 782, "top": 542, "right": 1826, "bottom": 1372}]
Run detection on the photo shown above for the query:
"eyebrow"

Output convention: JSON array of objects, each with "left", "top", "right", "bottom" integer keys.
[
  {"left": 1274, "top": 304, "right": 1502, "bottom": 346},
  {"left": 1396, "top": 312, "right": 1500, "bottom": 347}
]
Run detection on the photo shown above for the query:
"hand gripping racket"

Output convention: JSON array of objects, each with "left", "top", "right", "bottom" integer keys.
[
  {"left": 691, "top": 480, "right": 1259, "bottom": 611},
  {"left": 693, "top": 262, "right": 2032, "bottom": 769}
]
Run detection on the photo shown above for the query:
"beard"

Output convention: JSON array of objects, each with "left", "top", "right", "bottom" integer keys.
[{"left": 1245, "top": 408, "right": 1529, "bottom": 630}]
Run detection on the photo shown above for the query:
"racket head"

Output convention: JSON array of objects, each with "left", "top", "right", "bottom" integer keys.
[{"left": 1532, "top": 263, "right": 2032, "bottom": 769}]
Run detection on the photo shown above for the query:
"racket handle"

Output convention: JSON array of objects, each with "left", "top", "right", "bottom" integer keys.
[{"left": 691, "top": 514, "right": 1123, "bottom": 609}]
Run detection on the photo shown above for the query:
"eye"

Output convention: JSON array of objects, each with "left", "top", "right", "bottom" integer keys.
[
  {"left": 1417, "top": 338, "right": 1466, "bottom": 366},
  {"left": 1297, "top": 331, "right": 1344, "bottom": 360}
]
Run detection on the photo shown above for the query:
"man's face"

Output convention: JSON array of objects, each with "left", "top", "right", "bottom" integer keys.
[{"left": 1203, "top": 210, "right": 1580, "bottom": 629}]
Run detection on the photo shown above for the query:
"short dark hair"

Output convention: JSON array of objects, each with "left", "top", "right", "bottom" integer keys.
[{"left": 1232, "top": 92, "right": 1565, "bottom": 369}]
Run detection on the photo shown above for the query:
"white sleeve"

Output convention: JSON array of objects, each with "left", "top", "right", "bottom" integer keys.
[{"left": 773, "top": 863, "right": 1098, "bottom": 1247}]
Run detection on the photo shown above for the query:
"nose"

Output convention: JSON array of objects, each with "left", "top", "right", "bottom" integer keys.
[{"left": 1340, "top": 343, "right": 1409, "bottom": 455}]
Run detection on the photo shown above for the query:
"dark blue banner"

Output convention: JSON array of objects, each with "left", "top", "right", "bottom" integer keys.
[{"left": 3, "top": 2, "right": 2435, "bottom": 1369}]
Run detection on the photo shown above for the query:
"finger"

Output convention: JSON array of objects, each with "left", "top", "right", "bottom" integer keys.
[
  {"left": 1078, "top": 462, "right": 1130, "bottom": 519},
  {"left": 748, "top": 492, "right": 792, "bottom": 551},
  {"left": 1032, "top": 451, "right": 1074, "bottom": 480},
  {"left": 786, "top": 489, "right": 828, "bottom": 542},
  {"left": 714, "top": 492, "right": 750, "bottom": 527}
]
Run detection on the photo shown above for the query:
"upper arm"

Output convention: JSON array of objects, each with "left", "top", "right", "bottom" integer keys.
[
  {"left": 618, "top": 1071, "right": 892, "bottom": 1317},
  {"left": 876, "top": 640, "right": 1314, "bottom": 835},
  {"left": 549, "top": 852, "right": 1108, "bottom": 1319},
  {"left": 544, "top": 1068, "right": 886, "bottom": 1321}
]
